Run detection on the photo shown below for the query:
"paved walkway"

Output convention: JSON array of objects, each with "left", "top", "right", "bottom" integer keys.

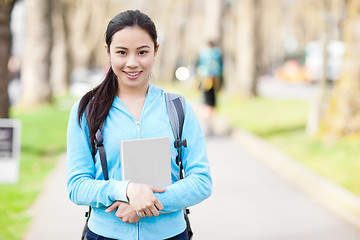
[
  {"left": 191, "top": 137, "right": 360, "bottom": 239},
  {"left": 24, "top": 152, "right": 87, "bottom": 240},
  {"left": 24, "top": 135, "right": 360, "bottom": 240}
]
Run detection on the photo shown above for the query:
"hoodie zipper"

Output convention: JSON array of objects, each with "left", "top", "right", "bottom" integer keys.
[
  {"left": 136, "top": 120, "right": 140, "bottom": 137},
  {"left": 137, "top": 222, "right": 140, "bottom": 240},
  {"left": 135, "top": 91, "right": 150, "bottom": 138},
  {"left": 117, "top": 90, "right": 151, "bottom": 138}
]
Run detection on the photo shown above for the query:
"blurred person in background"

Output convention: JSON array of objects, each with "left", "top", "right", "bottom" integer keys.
[
  {"left": 195, "top": 40, "right": 223, "bottom": 136},
  {"left": 66, "top": 9, "right": 212, "bottom": 240}
]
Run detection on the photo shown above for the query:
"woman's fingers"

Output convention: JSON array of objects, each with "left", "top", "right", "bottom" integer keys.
[
  {"left": 105, "top": 201, "right": 121, "bottom": 213},
  {"left": 154, "top": 198, "right": 164, "bottom": 211},
  {"left": 151, "top": 186, "right": 166, "bottom": 193},
  {"left": 126, "top": 182, "right": 166, "bottom": 217},
  {"left": 144, "top": 208, "right": 153, "bottom": 217}
]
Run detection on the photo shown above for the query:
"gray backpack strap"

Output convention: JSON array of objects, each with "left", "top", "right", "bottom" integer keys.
[
  {"left": 165, "top": 92, "right": 193, "bottom": 239},
  {"left": 165, "top": 92, "right": 186, "bottom": 138},
  {"left": 165, "top": 92, "right": 187, "bottom": 175}
]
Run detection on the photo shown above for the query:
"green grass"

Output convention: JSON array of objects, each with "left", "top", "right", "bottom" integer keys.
[
  {"left": 0, "top": 98, "right": 74, "bottom": 240},
  {"left": 217, "top": 95, "right": 308, "bottom": 137},
  {"left": 217, "top": 94, "right": 360, "bottom": 196},
  {"left": 268, "top": 130, "right": 360, "bottom": 195}
]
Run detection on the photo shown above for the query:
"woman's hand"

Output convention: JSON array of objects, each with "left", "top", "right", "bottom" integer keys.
[
  {"left": 126, "top": 182, "right": 166, "bottom": 217},
  {"left": 105, "top": 201, "right": 140, "bottom": 223}
]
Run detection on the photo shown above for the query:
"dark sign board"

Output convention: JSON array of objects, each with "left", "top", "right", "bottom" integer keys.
[
  {"left": 0, "top": 119, "right": 21, "bottom": 183},
  {"left": 0, "top": 127, "right": 14, "bottom": 159}
]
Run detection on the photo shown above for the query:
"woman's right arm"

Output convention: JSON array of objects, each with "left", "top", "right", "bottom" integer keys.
[{"left": 66, "top": 102, "right": 130, "bottom": 208}]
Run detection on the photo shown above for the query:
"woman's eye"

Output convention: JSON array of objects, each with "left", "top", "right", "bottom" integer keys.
[
  {"left": 117, "top": 51, "right": 126, "bottom": 55},
  {"left": 139, "top": 50, "right": 148, "bottom": 55}
]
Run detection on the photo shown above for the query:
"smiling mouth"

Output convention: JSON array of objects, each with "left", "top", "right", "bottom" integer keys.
[{"left": 124, "top": 71, "right": 142, "bottom": 79}]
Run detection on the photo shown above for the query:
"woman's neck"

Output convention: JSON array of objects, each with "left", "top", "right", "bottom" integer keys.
[
  {"left": 117, "top": 82, "right": 149, "bottom": 100},
  {"left": 117, "top": 84, "right": 149, "bottom": 121}
]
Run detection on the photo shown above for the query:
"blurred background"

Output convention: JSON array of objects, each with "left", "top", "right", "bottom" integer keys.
[{"left": 1, "top": 0, "right": 360, "bottom": 239}]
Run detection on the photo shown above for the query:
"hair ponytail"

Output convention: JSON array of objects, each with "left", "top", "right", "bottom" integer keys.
[{"left": 78, "top": 67, "right": 118, "bottom": 150}]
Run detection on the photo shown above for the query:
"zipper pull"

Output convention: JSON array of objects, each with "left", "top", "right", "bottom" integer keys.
[{"left": 136, "top": 120, "right": 140, "bottom": 134}]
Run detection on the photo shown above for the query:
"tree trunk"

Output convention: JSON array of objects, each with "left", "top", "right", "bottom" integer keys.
[
  {"left": 222, "top": 2, "right": 237, "bottom": 93},
  {"left": 306, "top": 0, "right": 332, "bottom": 137},
  {"left": 236, "top": 0, "right": 259, "bottom": 97},
  {"left": 20, "top": 0, "right": 52, "bottom": 107},
  {"left": 0, "top": 0, "right": 13, "bottom": 118},
  {"left": 50, "top": 0, "right": 68, "bottom": 97},
  {"left": 63, "top": 0, "right": 111, "bottom": 72},
  {"left": 321, "top": 0, "right": 360, "bottom": 139},
  {"left": 204, "top": 0, "right": 222, "bottom": 42},
  {"left": 155, "top": 0, "right": 191, "bottom": 82}
]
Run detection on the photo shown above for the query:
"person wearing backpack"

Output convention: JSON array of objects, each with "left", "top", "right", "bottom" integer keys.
[
  {"left": 195, "top": 40, "right": 223, "bottom": 136},
  {"left": 66, "top": 10, "right": 212, "bottom": 240}
]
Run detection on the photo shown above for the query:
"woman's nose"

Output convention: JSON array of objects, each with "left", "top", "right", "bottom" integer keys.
[{"left": 126, "top": 55, "right": 139, "bottom": 68}]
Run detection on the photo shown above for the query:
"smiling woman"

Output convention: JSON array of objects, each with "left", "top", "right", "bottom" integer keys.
[{"left": 66, "top": 9, "right": 212, "bottom": 240}]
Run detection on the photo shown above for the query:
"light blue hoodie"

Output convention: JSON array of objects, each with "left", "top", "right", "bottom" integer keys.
[{"left": 66, "top": 85, "right": 212, "bottom": 240}]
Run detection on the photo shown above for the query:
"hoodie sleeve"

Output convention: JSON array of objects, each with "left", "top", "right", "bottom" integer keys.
[
  {"left": 66, "top": 102, "right": 130, "bottom": 208},
  {"left": 155, "top": 100, "right": 212, "bottom": 212}
]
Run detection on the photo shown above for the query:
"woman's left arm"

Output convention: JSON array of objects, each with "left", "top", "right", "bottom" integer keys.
[{"left": 155, "top": 101, "right": 212, "bottom": 212}]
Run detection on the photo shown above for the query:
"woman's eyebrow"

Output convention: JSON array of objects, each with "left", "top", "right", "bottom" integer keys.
[
  {"left": 114, "top": 46, "right": 128, "bottom": 50},
  {"left": 114, "top": 45, "right": 150, "bottom": 50},
  {"left": 137, "top": 45, "right": 150, "bottom": 49}
]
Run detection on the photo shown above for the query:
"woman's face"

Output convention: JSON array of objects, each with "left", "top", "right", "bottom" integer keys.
[{"left": 107, "top": 26, "right": 157, "bottom": 93}]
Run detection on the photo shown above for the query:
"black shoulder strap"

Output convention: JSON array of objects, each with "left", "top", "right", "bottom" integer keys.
[
  {"left": 165, "top": 92, "right": 187, "bottom": 179},
  {"left": 85, "top": 100, "right": 109, "bottom": 181},
  {"left": 94, "top": 126, "right": 109, "bottom": 181},
  {"left": 83, "top": 101, "right": 109, "bottom": 228}
]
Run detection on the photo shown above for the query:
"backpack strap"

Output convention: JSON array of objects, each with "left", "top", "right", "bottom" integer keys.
[
  {"left": 85, "top": 100, "right": 109, "bottom": 181},
  {"left": 165, "top": 92, "right": 187, "bottom": 179},
  {"left": 165, "top": 92, "right": 193, "bottom": 238},
  {"left": 94, "top": 125, "right": 109, "bottom": 180},
  {"left": 83, "top": 101, "right": 108, "bottom": 234}
]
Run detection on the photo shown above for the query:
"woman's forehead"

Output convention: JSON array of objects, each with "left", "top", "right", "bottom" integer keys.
[{"left": 110, "top": 27, "right": 154, "bottom": 49}]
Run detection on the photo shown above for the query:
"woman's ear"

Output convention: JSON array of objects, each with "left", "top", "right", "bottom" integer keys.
[
  {"left": 105, "top": 44, "right": 110, "bottom": 58},
  {"left": 154, "top": 44, "right": 159, "bottom": 58}
]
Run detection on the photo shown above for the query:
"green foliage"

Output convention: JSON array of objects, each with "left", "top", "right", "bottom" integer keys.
[
  {"left": 0, "top": 98, "right": 73, "bottom": 240},
  {"left": 218, "top": 95, "right": 360, "bottom": 196},
  {"left": 218, "top": 95, "right": 308, "bottom": 137}
]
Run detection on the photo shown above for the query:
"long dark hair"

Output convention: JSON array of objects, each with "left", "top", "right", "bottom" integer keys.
[{"left": 77, "top": 10, "right": 158, "bottom": 149}]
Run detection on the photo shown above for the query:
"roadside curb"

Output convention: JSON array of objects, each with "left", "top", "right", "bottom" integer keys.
[{"left": 231, "top": 129, "right": 360, "bottom": 230}]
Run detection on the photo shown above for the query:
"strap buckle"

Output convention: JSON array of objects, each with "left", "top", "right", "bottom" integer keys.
[
  {"left": 174, "top": 139, "right": 187, "bottom": 148},
  {"left": 94, "top": 138, "right": 103, "bottom": 148}
]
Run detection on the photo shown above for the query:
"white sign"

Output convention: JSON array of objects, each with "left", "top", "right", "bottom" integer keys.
[{"left": 0, "top": 119, "right": 21, "bottom": 184}]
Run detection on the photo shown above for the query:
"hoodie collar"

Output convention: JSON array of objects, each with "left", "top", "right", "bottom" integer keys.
[{"left": 112, "top": 84, "right": 163, "bottom": 111}]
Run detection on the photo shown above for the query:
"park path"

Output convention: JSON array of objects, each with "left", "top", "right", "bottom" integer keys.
[{"left": 190, "top": 136, "right": 360, "bottom": 239}]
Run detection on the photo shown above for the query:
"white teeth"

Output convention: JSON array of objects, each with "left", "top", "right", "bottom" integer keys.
[{"left": 126, "top": 72, "right": 140, "bottom": 76}]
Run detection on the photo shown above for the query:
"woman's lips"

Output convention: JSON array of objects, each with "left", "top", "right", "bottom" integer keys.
[{"left": 124, "top": 71, "right": 142, "bottom": 79}]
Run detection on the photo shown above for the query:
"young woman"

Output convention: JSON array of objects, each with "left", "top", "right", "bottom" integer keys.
[{"left": 66, "top": 10, "right": 212, "bottom": 240}]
